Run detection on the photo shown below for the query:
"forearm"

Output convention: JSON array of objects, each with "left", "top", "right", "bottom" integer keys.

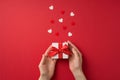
[{"left": 72, "top": 69, "right": 86, "bottom": 80}]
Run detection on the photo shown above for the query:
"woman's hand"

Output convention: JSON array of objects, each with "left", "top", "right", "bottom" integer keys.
[
  {"left": 38, "top": 46, "right": 57, "bottom": 80},
  {"left": 68, "top": 41, "right": 86, "bottom": 80}
]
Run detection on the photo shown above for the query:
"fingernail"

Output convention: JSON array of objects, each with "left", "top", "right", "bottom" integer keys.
[{"left": 67, "top": 40, "right": 70, "bottom": 43}]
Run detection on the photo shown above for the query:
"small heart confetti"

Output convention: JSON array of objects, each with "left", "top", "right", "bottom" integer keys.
[
  {"left": 71, "top": 21, "right": 76, "bottom": 26},
  {"left": 62, "top": 26, "right": 67, "bottom": 30},
  {"left": 58, "top": 18, "right": 63, "bottom": 23},
  {"left": 48, "top": 29, "right": 52, "bottom": 34},
  {"left": 47, "top": 5, "right": 77, "bottom": 38},
  {"left": 49, "top": 5, "right": 54, "bottom": 10},
  {"left": 61, "top": 10, "right": 65, "bottom": 15},
  {"left": 70, "top": 12, "right": 75, "bottom": 17},
  {"left": 55, "top": 32, "right": 59, "bottom": 36},
  {"left": 50, "top": 20, "right": 55, "bottom": 24},
  {"left": 68, "top": 32, "right": 72, "bottom": 37}
]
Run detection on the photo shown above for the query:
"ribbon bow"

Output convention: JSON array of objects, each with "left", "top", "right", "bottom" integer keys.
[{"left": 48, "top": 43, "right": 71, "bottom": 59}]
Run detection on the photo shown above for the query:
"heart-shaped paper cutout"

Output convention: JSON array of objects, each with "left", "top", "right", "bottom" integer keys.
[
  {"left": 63, "top": 26, "right": 67, "bottom": 30},
  {"left": 48, "top": 29, "right": 52, "bottom": 34},
  {"left": 55, "top": 32, "right": 59, "bottom": 36},
  {"left": 71, "top": 21, "right": 76, "bottom": 26},
  {"left": 61, "top": 10, "right": 65, "bottom": 15},
  {"left": 49, "top": 5, "right": 54, "bottom": 10},
  {"left": 50, "top": 20, "right": 55, "bottom": 24},
  {"left": 68, "top": 32, "right": 72, "bottom": 37},
  {"left": 70, "top": 12, "right": 75, "bottom": 16},
  {"left": 58, "top": 18, "right": 63, "bottom": 23}
]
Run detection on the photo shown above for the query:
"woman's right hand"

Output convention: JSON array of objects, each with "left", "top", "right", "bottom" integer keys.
[{"left": 68, "top": 41, "right": 86, "bottom": 80}]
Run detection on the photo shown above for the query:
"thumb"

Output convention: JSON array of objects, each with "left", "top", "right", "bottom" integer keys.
[
  {"left": 71, "top": 48, "right": 79, "bottom": 57},
  {"left": 40, "top": 54, "right": 47, "bottom": 65}
]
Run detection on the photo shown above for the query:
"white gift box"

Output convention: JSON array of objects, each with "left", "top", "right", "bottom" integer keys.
[{"left": 51, "top": 42, "right": 70, "bottom": 59}]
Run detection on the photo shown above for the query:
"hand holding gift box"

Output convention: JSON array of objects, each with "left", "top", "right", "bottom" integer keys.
[{"left": 48, "top": 42, "right": 72, "bottom": 59}]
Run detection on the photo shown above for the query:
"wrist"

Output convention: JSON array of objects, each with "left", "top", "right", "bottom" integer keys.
[
  {"left": 39, "top": 74, "right": 50, "bottom": 80},
  {"left": 72, "top": 69, "right": 86, "bottom": 80}
]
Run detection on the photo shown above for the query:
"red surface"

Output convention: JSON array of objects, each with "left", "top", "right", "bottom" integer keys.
[{"left": 0, "top": 0, "right": 120, "bottom": 80}]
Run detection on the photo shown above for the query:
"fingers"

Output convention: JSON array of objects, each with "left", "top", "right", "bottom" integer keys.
[
  {"left": 71, "top": 47, "right": 80, "bottom": 57},
  {"left": 44, "top": 45, "right": 52, "bottom": 56},
  {"left": 68, "top": 41, "right": 79, "bottom": 52},
  {"left": 40, "top": 55, "right": 57, "bottom": 65},
  {"left": 52, "top": 59, "right": 57, "bottom": 63},
  {"left": 67, "top": 41, "right": 82, "bottom": 57},
  {"left": 51, "top": 59, "right": 57, "bottom": 66}
]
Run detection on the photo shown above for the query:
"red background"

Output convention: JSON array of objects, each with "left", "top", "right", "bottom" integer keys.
[{"left": 0, "top": 0, "right": 120, "bottom": 80}]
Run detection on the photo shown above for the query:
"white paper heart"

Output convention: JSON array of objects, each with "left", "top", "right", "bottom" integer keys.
[
  {"left": 48, "top": 29, "right": 52, "bottom": 34},
  {"left": 58, "top": 18, "right": 63, "bottom": 23},
  {"left": 70, "top": 12, "right": 75, "bottom": 16},
  {"left": 68, "top": 32, "right": 72, "bottom": 37},
  {"left": 49, "top": 5, "right": 54, "bottom": 10}
]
